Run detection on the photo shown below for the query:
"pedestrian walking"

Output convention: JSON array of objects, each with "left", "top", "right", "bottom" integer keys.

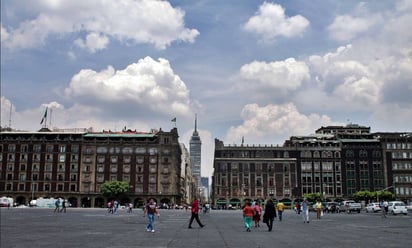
[
  {"left": 243, "top": 201, "right": 254, "bottom": 232},
  {"left": 315, "top": 200, "right": 322, "bottom": 219},
  {"left": 295, "top": 202, "right": 301, "bottom": 214},
  {"left": 188, "top": 198, "right": 205, "bottom": 229},
  {"left": 60, "top": 199, "right": 66, "bottom": 213},
  {"left": 253, "top": 201, "right": 262, "bottom": 227},
  {"left": 276, "top": 201, "right": 285, "bottom": 221},
  {"left": 114, "top": 200, "right": 119, "bottom": 215},
  {"left": 107, "top": 201, "right": 113, "bottom": 214},
  {"left": 263, "top": 199, "right": 276, "bottom": 231},
  {"left": 143, "top": 198, "right": 159, "bottom": 233},
  {"left": 302, "top": 198, "right": 309, "bottom": 223},
  {"left": 54, "top": 198, "right": 60, "bottom": 213}
]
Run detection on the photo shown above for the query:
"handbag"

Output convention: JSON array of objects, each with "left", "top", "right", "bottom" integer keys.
[{"left": 262, "top": 213, "right": 268, "bottom": 223}]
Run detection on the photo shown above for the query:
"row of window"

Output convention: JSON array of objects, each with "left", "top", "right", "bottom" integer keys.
[
  {"left": 5, "top": 145, "right": 79, "bottom": 153},
  {"left": 391, "top": 152, "right": 412, "bottom": 159},
  {"left": 87, "top": 155, "right": 170, "bottom": 164},
  {"left": 396, "top": 187, "right": 412, "bottom": 195},
  {"left": 301, "top": 162, "right": 341, "bottom": 171},
  {"left": 4, "top": 163, "right": 78, "bottom": 172},
  {"left": 393, "top": 162, "right": 412, "bottom": 170},
  {"left": 4, "top": 183, "right": 77, "bottom": 192},
  {"left": 301, "top": 151, "right": 340, "bottom": 158},
  {"left": 5, "top": 173, "right": 78, "bottom": 182},
  {"left": 394, "top": 175, "right": 412, "bottom": 183},
  {"left": 220, "top": 150, "right": 290, "bottom": 158},
  {"left": 345, "top": 150, "right": 381, "bottom": 158},
  {"left": 92, "top": 147, "right": 166, "bottom": 155},
  {"left": 301, "top": 173, "right": 341, "bottom": 183},
  {"left": 386, "top": 143, "right": 412, "bottom": 150},
  {"left": 217, "top": 163, "right": 294, "bottom": 172}
]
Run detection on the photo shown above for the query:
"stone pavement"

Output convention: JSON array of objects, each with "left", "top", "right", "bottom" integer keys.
[{"left": 1, "top": 207, "right": 411, "bottom": 248}]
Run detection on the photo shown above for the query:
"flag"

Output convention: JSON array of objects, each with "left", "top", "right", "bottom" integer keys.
[
  {"left": 40, "top": 107, "right": 48, "bottom": 124},
  {"left": 171, "top": 117, "right": 176, "bottom": 122}
]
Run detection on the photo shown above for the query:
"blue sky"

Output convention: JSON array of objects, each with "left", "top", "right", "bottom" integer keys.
[{"left": 2, "top": 0, "right": 412, "bottom": 179}]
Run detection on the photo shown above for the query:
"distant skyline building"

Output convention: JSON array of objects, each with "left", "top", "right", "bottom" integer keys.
[{"left": 189, "top": 114, "right": 201, "bottom": 182}]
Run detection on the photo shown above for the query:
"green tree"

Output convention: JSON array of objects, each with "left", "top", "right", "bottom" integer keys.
[
  {"left": 376, "top": 191, "right": 395, "bottom": 201},
  {"left": 353, "top": 190, "right": 373, "bottom": 202},
  {"left": 100, "top": 181, "right": 130, "bottom": 198},
  {"left": 303, "top": 192, "right": 324, "bottom": 202}
]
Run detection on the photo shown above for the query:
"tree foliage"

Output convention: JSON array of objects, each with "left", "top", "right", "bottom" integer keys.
[
  {"left": 303, "top": 192, "right": 324, "bottom": 202},
  {"left": 100, "top": 181, "right": 130, "bottom": 198},
  {"left": 353, "top": 190, "right": 394, "bottom": 202}
]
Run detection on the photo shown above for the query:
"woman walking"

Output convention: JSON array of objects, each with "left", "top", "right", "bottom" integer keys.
[
  {"left": 243, "top": 202, "right": 254, "bottom": 232},
  {"left": 253, "top": 201, "right": 262, "bottom": 227}
]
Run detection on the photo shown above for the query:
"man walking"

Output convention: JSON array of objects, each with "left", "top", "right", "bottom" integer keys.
[
  {"left": 276, "top": 201, "right": 285, "bottom": 221},
  {"left": 143, "top": 198, "right": 159, "bottom": 233},
  {"left": 315, "top": 200, "right": 322, "bottom": 219},
  {"left": 188, "top": 198, "right": 205, "bottom": 229},
  {"left": 60, "top": 199, "right": 67, "bottom": 213},
  {"left": 263, "top": 199, "right": 276, "bottom": 231},
  {"left": 54, "top": 198, "right": 60, "bottom": 213},
  {"left": 302, "top": 198, "right": 309, "bottom": 223}
]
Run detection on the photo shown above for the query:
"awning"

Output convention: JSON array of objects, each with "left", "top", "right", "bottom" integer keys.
[
  {"left": 216, "top": 199, "right": 227, "bottom": 204},
  {"left": 230, "top": 199, "right": 241, "bottom": 205}
]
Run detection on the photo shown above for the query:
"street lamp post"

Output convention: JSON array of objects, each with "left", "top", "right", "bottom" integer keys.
[{"left": 377, "top": 185, "right": 394, "bottom": 203}]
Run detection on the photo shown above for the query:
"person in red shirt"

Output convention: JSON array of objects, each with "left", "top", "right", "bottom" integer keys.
[
  {"left": 243, "top": 201, "right": 254, "bottom": 232},
  {"left": 188, "top": 198, "right": 205, "bottom": 229}
]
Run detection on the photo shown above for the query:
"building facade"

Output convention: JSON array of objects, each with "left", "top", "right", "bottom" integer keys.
[
  {"left": 0, "top": 128, "right": 187, "bottom": 207},
  {"left": 212, "top": 125, "right": 412, "bottom": 208},
  {"left": 212, "top": 139, "right": 298, "bottom": 209}
]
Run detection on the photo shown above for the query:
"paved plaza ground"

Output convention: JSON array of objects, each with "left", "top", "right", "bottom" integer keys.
[{"left": 1, "top": 207, "right": 411, "bottom": 248}]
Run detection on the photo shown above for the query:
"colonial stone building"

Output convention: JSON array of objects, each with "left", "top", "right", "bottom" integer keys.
[
  {"left": 212, "top": 139, "right": 298, "bottom": 209},
  {"left": 0, "top": 127, "right": 191, "bottom": 208},
  {"left": 212, "top": 125, "right": 412, "bottom": 208}
]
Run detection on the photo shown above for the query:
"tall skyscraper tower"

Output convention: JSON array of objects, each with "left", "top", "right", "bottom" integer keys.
[{"left": 190, "top": 114, "right": 201, "bottom": 181}]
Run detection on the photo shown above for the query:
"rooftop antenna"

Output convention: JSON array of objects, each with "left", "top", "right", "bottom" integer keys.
[{"left": 193, "top": 114, "right": 198, "bottom": 136}]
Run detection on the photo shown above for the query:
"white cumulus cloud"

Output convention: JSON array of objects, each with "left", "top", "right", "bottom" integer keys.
[
  {"left": 1, "top": 0, "right": 199, "bottom": 51},
  {"left": 74, "top": 32, "right": 109, "bottom": 53},
  {"left": 238, "top": 58, "right": 310, "bottom": 93},
  {"left": 244, "top": 2, "right": 309, "bottom": 42},
  {"left": 64, "top": 56, "right": 191, "bottom": 116},
  {"left": 224, "top": 103, "right": 339, "bottom": 145}
]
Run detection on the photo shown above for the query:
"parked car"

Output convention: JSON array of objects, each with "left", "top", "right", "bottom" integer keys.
[
  {"left": 388, "top": 201, "right": 408, "bottom": 215},
  {"left": 341, "top": 200, "right": 361, "bottom": 213},
  {"left": 365, "top": 203, "right": 381, "bottom": 213},
  {"left": 406, "top": 202, "right": 412, "bottom": 211},
  {"left": 325, "top": 202, "right": 340, "bottom": 213}
]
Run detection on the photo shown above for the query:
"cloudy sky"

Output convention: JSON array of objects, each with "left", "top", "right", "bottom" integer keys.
[{"left": 2, "top": 0, "right": 412, "bottom": 179}]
